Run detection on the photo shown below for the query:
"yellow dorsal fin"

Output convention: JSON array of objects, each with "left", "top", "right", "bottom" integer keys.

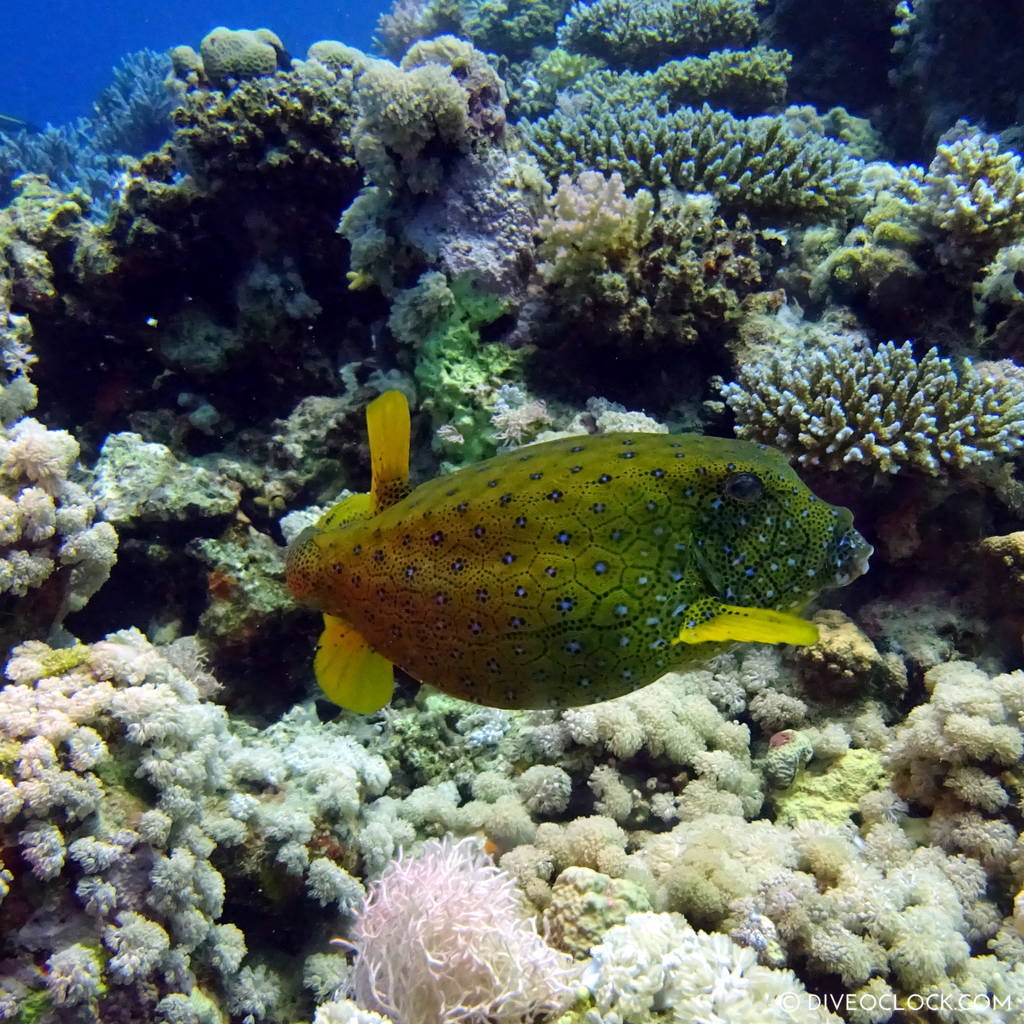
[
  {"left": 672, "top": 604, "right": 819, "bottom": 647},
  {"left": 314, "top": 614, "right": 395, "bottom": 713},
  {"left": 366, "top": 390, "right": 411, "bottom": 513}
]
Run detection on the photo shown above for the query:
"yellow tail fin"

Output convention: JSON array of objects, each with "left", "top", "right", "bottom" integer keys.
[
  {"left": 314, "top": 614, "right": 395, "bottom": 713},
  {"left": 366, "top": 390, "right": 411, "bottom": 513},
  {"left": 673, "top": 604, "right": 819, "bottom": 647}
]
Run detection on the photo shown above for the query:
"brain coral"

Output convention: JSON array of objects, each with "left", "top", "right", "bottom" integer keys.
[
  {"left": 199, "top": 27, "right": 289, "bottom": 87},
  {"left": 722, "top": 337, "right": 1024, "bottom": 474}
]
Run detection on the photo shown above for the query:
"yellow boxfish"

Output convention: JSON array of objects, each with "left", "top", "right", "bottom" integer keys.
[{"left": 286, "top": 391, "right": 872, "bottom": 712}]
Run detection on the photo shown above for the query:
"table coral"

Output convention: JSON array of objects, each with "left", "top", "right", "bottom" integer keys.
[
  {"left": 557, "top": 0, "right": 759, "bottom": 70},
  {"left": 560, "top": 46, "right": 792, "bottom": 118},
  {"left": 460, "top": 0, "right": 570, "bottom": 58},
  {"left": 524, "top": 100, "right": 860, "bottom": 221}
]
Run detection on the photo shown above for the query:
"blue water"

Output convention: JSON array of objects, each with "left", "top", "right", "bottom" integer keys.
[{"left": 2, "top": 0, "right": 381, "bottom": 128}]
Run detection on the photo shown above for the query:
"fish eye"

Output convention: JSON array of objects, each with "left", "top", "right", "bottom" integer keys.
[{"left": 723, "top": 471, "right": 763, "bottom": 503}]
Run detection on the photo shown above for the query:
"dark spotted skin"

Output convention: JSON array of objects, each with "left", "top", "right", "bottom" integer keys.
[{"left": 287, "top": 432, "right": 870, "bottom": 709}]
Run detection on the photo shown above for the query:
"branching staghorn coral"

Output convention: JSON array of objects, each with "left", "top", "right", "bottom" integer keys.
[
  {"left": 0, "top": 50, "right": 174, "bottom": 212},
  {"left": 815, "top": 128, "right": 1024, "bottom": 314},
  {"left": 923, "top": 129, "right": 1024, "bottom": 266},
  {"left": 523, "top": 101, "right": 860, "bottom": 221},
  {"left": 722, "top": 337, "right": 1024, "bottom": 475}
]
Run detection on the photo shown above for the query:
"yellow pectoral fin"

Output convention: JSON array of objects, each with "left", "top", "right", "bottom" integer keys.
[
  {"left": 366, "top": 390, "right": 411, "bottom": 513},
  {"left": 672, "top": 604, "right": 819, "bottom": 647},
  {"left": 314, "top": 614, "right": 395, "bottom": 713}
]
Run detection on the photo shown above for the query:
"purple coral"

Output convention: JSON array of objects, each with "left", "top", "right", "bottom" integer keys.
[{"left": 350, "top": 835, "right": 578, "bottom": 1024}]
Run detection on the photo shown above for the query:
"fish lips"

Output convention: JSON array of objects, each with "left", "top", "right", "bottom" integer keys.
[{"left": 832, "top": 528, "right": 873, "bottom": 587}]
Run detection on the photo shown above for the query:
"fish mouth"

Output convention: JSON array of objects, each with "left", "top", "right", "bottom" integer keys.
[{"left": 833, "top": 528, "right": 873, "bottom": 587}]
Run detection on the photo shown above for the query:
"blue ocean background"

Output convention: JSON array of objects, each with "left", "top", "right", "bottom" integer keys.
[{"left": 3, "top": 1, "right": 379, "bottom": 127}]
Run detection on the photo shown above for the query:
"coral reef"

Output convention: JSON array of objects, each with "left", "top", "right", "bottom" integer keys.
[
  {"left": 4, "top": 9, "right": 1024, "bottom": 1024},
  {"left": 584, "top": 912, "right": 840, "bottom": 1023},
  {"left": 534, "top": 173, "right": 775, "bottom": 375}
]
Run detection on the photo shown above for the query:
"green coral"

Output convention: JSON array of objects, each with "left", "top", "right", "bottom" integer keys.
[
  {"left": 149, "top": 47, "right": 360, "bottom": 196},
  {"left": 645, "top": 46, "right": 790, "bottom": 114},
  {"left": 783, "top": 105, "right": 883, "bottom": 161},
  {"left": 523, "top": 101, "right": 860, "bottom": 221},
  {"left": 507, "top": 48, "right": 607, "bottom": 119},
  {"left": 816, "top": 129, "right": 1024, "bottom": 310},
  {"left": 557, "top": 0, "right": 758, "bottom": 70},
  {"left": 401, "top": 274, "right": 527, "bottom": 463},
  {"left": 723, "top": 337, "right": 1024, "bottom": 475},
  {"left": 354, "top": 59, "right": 471, "bottom": 194},
  {"left": 922, "top": 130, "right": 1024, "bottom": 264},
  {"left": 773, "top": 749, "right": 886, "bottom": 826},
  {"left": 373, "top": 0, "right": 466, "bottom": 60},
  {"left": 31, "top": 644, "right": 91, "bottom": 679},
  {"left": 542, "top": 867, "right": 653, "bottom": 958}
]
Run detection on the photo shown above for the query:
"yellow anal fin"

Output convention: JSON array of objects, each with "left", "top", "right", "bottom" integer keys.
[
  {"left": 366, "top": 390, "right": 411, "bottom": 514},
  {"left": 315, "top": 491, "right": 372, "bottom": 532},
  {"left": 672, "top": 604, "right": 819, "bottom": 647},
  {"left": 314, "top": 614, "right": 395, "bottom": 713}
]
